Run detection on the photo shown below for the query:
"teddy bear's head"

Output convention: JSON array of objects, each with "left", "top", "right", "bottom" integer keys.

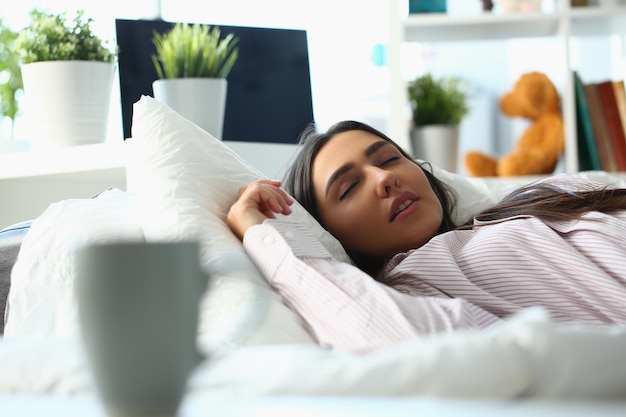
[
  {"left": 499, "top": 71, "right": 560, "bottom": 120},
  {"left": 464, "top": 71, "right": 564, "bottom": 177}
]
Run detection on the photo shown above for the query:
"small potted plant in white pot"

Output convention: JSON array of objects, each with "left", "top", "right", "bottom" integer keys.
[
  {"left": 151, "top": 23, "right": 239, "bottom": 139},
  {"left": 15, "top": 9, "right": 116, "bottom": 149},
  {"left": 407, "top": 73, "right": 469, "bottom": 172}
]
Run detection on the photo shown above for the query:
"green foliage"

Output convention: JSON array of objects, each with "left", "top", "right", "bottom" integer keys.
[
  {"left": 0, "top": 19, "right": 23, "bottom": 124},
  {"left": 407, "top": 73, "right": 469, "bottom": 127},
  {"left": 15, "top": 9, "right": 115, "bottom": 64},
  {"left": 151, "top": 23, "right": 239, "bottom": 79}
]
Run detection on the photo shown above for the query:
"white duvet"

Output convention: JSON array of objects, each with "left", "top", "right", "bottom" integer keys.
[{"left": 2, "top": 189, "right": 626, "bottom": 400}]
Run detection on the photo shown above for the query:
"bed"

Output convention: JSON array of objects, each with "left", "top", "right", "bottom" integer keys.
[{"left": 1, "top": 96, "right": 625, "bottom": 414}]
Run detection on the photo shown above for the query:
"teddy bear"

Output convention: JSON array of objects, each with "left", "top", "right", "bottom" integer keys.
[{"left": 464, "top": 71, "right": 564, "bottom": 177}]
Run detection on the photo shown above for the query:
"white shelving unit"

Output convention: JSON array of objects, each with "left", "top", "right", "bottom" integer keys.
[{"left": 387, "top": 0, "right": 626, "bottom": 173}]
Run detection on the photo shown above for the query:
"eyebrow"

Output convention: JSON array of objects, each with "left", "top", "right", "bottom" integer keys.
[{"left": 324, "top": 140, "right": 391, "bottom": 196}]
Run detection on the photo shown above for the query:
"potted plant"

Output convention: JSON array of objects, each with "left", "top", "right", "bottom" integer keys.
[
  {"left": 14, "top": 9, "right": 116, "bottom": 149},
  {"left": 151, "top": 23, "right": 239, "bottom": 139},
  {"left": 0, "top": 19, "right": 23, "bottom": 145},
  {"left": 407, "top": 73, "right": 469, "bottom": 172}
]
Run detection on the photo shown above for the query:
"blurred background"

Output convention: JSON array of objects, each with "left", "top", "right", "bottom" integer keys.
[{"left": 2, "top": 0, "right": 625, "bottom": 175}]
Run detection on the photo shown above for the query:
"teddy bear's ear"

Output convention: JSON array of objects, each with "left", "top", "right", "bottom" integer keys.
[
  {"left": 499, "top": 72, "right": 560, "bottom": 119},
  {"left": 527, "top": 72, "right": 560, "bottom": 115}
]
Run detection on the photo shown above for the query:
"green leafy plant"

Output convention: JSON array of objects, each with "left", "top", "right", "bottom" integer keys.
[
  {"left": 151, "top": 23, "right": 239, "bottom": 79},
  {"left": 14, "top": 9, "right": 115, "bottom": 64},
  {"left": 0, "top": 19, "right": 23, "bottom": 135},
  {"left": 407, "top": 73, "right": 469, "bottom": 127}
]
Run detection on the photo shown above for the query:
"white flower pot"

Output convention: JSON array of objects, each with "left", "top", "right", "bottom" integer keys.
[
  {"left": 20, "top": 61, "right": 115, "bottom": 150},
  {"left": 152, "top": 78, "right": 227, "bottom": 139},
  {"left": 410, "top": 125, "right": 459, "bottom": 173}
]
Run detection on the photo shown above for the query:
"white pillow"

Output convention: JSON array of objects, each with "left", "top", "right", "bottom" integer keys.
[{"left": 129, "top": 96, "right": 351, "bottom": 354}]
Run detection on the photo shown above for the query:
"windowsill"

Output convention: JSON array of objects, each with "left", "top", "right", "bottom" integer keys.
[{"left": 0, "top": 141, "right": 129, "bottom": 180}]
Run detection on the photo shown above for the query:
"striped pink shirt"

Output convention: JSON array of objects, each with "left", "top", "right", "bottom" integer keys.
[{"left": 244, "top": 211, "right": 626, "bottom": 353}]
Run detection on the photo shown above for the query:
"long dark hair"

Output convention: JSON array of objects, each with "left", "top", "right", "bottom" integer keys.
[
  {"left": 462, "top": 181, "right": 626, "bottom": 227},
  {"left": 284, "top": 120, "right": 626, "bottom": 272}
]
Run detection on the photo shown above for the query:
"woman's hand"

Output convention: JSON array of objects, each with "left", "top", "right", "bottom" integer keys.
[{"left": 226, "top": 179, "right": 294, "bottom": 241}]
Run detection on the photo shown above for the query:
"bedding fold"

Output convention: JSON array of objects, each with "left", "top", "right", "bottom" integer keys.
[{"left": 1, "top": 309, "right": 626, "bottom": 399}]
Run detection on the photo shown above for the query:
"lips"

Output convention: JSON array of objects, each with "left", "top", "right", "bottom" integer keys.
[{"left": 389, "top": 191, "right": 419, "bottom": 222}]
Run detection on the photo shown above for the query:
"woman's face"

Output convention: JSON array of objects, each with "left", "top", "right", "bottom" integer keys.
[{"left": 312, "top": 129, "right": 443, "bottom": 260}]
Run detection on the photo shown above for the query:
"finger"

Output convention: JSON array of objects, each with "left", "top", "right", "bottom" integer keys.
[
  {"left": 256, "top": 179, "right": 282, "bottom": 187},
  {"left": 271, "top": 187, "right": 294, "bottom": 214},
  {"left": 237, "top": 179, "right": 281, "bottom": 197},
  {"left": 237, "top": 181, "right": 294, "bottom": 218},
  {"left": 259, "top": 206, "right": 277, "bottom": 219},
  {"left": 264, "top": 182, "right": 294, "bottom": 207},
  {"left": 261, "top": 187, "right": 293, "bottom": 215},
  {"left": 251, "top": 181, "right": 293, "bottom": 207}
]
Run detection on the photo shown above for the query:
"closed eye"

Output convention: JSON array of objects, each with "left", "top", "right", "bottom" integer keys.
[
  {"left": 380, "top": 156, "right": 400, "bottom": 166},
  {"left": 340, "top": 156, "right": 398, "bottom": 200},
  {"left": 339, "top": 182, "right": 357, "bottom": 201}
]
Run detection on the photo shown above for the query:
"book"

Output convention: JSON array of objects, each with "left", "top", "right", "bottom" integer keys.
[
  {"left": 584, "top": 82, "right": 619, "bottom": 172},
  {"left": 596, "top": 80, "right": 626, "bottom": 171},
  {"left": 612, "top": 80, "right": 626, "bottom": 142},
  {"left": 573, "top": 72, "right": 602, "bottom": 171}
]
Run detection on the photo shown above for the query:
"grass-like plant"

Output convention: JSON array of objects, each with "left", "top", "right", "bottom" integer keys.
[
  {"left": 407, "top": 73, "right": 469, "bottom": 127},
  {"left": 14, "top": 9, "right": 115, "bottom": 64},
  {"left": 151, "top": 23, "right": 239, "bottom": 79}
]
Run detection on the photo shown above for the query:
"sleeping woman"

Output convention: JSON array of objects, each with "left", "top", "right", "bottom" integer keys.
[{"left": 227, "top": 120, "right": 626, "bottom": 353}]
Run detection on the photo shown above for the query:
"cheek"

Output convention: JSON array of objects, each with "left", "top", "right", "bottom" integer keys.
[{"left": 323, "top": 204, "right": 376, "bottom": 248}]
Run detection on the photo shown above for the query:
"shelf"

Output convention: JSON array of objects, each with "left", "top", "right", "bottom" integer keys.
[
  {"left": 388, "top": 0, "right": 626, "bottom": 174},
  {"left": 403, "top": 12, "right": 559, "bottom": 42},
  {"left": 0, "top": 139, "right": 299, "bottom": 182},
  {"left": 0, "top": 142, "right": 129, "bottom": 180},
  {"left": 402, "top": 6, "right": 626, "bottom": 43},
  {"left": 568, "top": 7, "right": 626, "bottom": 36}
]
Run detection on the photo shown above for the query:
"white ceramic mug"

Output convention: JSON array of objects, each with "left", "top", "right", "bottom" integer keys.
[{"left": 75, "top": 240, "right": 205, "bottom": 416}]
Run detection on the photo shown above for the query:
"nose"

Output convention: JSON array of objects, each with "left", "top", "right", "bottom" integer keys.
[{"left": 370, "top": 166, "right": 399, "bottom": 197}]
